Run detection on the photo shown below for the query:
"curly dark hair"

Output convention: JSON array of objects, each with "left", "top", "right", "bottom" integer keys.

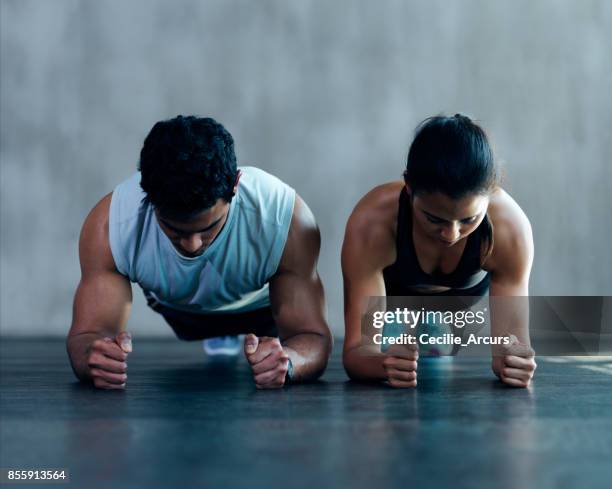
[{"left": 138, "top": 115, "right": 238, "bottom": 220}]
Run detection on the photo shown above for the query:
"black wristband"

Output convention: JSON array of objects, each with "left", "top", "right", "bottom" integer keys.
[{"left": 285, "top": 357, "right": 294, "bottom": 382}]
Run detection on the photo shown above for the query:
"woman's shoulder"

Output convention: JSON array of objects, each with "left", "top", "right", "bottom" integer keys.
[
  {"left": 342, "top": 181, "right": 404, "bottom": 265},
  {"left": 487, "top": 188, "right": 532, "bottom": 234},
  {"left": 483, "top": 187, "right": 534, "bottom": 272},
  {"left": 346, "top": 182, "right": 403, "bottom": 234}
]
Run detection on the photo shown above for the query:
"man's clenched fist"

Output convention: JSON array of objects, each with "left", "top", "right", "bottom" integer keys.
[
  {"left": 493, "top": 334, "right": 537, "bottom": 388},
  {"left": 383, "top": 343, "right": 419, "bottom": 388},
  {"left": 244, "top": 334, "right": 290, "bottom": 389},
  {"left": 87, "top": 331, "right": 132, "bottom": 390}
]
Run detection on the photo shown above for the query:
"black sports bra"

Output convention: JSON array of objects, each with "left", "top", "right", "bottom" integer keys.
[{"left": 383, "top": 188, "right": 490, "bottom": 295}]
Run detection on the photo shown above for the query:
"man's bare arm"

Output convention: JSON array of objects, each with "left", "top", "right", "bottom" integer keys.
[
  {"left": 66, "top": 193, "right": 133, "bottom": 386},
  {"left": 266, "top": 194, "right": 333, "bottom": 383}
]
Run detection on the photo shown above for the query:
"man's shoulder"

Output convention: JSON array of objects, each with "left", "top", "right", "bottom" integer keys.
[
  {"left": 82, "top": 193, "right": 112, "bottom": 239},
  {"left": 79, "top": 193, "right": 116, "bottom": 273},
  {"left": 98, "top": 172, "right": 147, "bottom": 277},
  {"left": 239, "top": 166, "right": 291, "bottom": 188},
  {"left": 110, "top": 172, "right": 147, "bottom": 221},
  {"left": 236, "top": 166, "right": 295, "bottom": 221}
]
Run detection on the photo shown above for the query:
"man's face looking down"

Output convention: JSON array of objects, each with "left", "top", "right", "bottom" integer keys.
[
  {"left": 153, "top": 170, "right": 241, "bottom": 258},
  {"left": 155, "top": 199, "right": 231, "bottom": 258}
]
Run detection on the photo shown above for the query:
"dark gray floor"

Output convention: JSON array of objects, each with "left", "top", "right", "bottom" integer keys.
[{"left": 1, "top": 338, "right": 611, "bottom": 489}]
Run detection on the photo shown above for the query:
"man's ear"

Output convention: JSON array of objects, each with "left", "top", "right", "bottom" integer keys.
[{"left": 232, "top": 170, "right": 242, "bottom": 194}]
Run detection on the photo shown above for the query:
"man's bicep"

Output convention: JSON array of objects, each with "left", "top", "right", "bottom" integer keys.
[
  {"left": 269, "top": 193, "right": 329, "bottom": 339},
  {"left": 69, "top": 192, "right": 132, "bottom": 338},
  {"left": 269, "top": 269, "right": 328, "bottom": 341},
  {"left": 69, "top": 270, "right": 132, "bottom": 338}
]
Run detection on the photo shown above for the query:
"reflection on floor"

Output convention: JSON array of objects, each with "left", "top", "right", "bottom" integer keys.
[{"left": 1, "top": 339, "right": 611, "bottom": 489}]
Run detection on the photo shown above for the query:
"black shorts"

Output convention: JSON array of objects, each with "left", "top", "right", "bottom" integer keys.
[{"left": 143, "top": 290, "right": 278, "bottom": 341}]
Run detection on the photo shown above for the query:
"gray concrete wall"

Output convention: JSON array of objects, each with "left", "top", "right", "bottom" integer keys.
[{"left": 2, "top": 0, "right": 611, "bottom": 337}]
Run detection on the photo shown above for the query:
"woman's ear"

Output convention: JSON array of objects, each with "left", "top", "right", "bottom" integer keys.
[{"left": 403, "top": 176, "right": 413, "bottom": 198}]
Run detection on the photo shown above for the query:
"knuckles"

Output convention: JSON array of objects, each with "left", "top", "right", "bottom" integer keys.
[
  {"left": 255, "top": 374, "right": 286, "bottom": 389},
  {"left": 89, "top": 341, "right": 128, "bottom": 362},
  {"left": 92, "top": 378, "right": 126, "bottom": 390},
  {"left": 389, "top": 370, "right": 416, "bottom": 381},
  {"left": 388, "top": 378, "right": 417, "bottom": 388},
  {"left": 252, "top": 360, "right": 289, "bottom": 388},
  {"left": 246, "top": 339, "right": 284, "bottom": 364},
  {"left": 90, "top": 368, "right": 128, "bottom": 382},
  {"left": 269, "top": 339, "right": 283, "bottom": 353},
  {"left": 383, "top": 357, "right": 418, "bottom": 372}
]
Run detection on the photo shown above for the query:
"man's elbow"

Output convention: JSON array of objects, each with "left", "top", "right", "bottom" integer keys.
[{"left": 304, "top": 330, "right": 334, "bottom": 381}]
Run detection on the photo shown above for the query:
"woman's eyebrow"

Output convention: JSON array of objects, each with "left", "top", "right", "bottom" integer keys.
[{"left": 423, "top": 210, "right": 478, "bottom": 222}]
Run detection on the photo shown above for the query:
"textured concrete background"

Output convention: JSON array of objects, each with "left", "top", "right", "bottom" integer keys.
[{"left": 2, "top": 0, "right": 611, "bottom": 337}]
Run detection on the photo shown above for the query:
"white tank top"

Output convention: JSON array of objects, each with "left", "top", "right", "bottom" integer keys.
[{"left": 108, "top": 166, "right": 296, "bottom": 313}]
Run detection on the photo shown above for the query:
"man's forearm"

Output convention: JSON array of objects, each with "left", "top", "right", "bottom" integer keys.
[
  {"left": 282, "top": 332, "right": 332, "bottom": 382},
  {"left": 66, "top": 332, "right": 103, "bottom": 382}
]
